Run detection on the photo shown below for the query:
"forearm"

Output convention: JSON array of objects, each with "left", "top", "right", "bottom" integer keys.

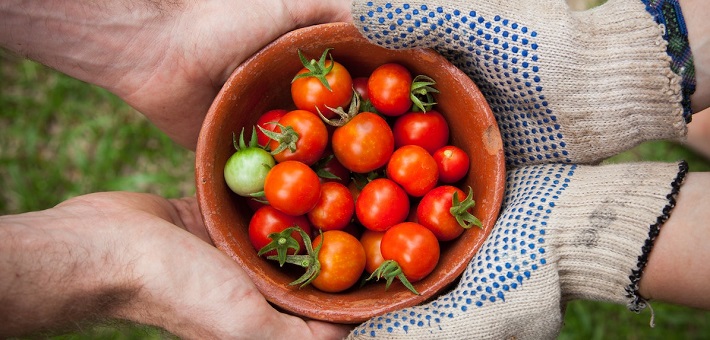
[
  {"left": 0, "top": 204, "right": 139, "bottom": 337},
  {"left": 680, "top": 0, "right": 710, "bottom": 113},
  {"left": 0, "top": 0, "right": 179, "bottom": 96},
  {"left": 1, "top": 0, "right": 352, "bottom": 150},
  {"left": 639, "top": 171, "right": 710, "bottom": 309}
]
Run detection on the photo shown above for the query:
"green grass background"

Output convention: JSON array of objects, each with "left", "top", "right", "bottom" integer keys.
[{"left": 3, "top": 7, "right": 710, "bottom": 339}]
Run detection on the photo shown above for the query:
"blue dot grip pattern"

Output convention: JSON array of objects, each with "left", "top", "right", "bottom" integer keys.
[
  {"left": 353, "top": 164, "right": 576, "bottom": 337},
  {"left": 358, "top": 2, "right": 570, "bottom": 166}
]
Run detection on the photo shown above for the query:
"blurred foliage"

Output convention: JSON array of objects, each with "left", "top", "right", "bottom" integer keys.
[{"left": 0, "top": 51, "right": 194, "bottom": 215}]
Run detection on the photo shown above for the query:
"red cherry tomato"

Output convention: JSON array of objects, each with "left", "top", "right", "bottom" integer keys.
[
  {"left": 352, "top": 77, "right": 370, "bottom": 101},
  {"left": 433, "top": 145, "right": 470, "bottom": 184},
  {"left": 248, "top": 205, "right": 312, "bottom": 256},
  {"left": 356, "top": 178, "right": 409, "bottom": 231},
  {"left": 380, "top": 222, "right": 440, "bottom": 282},
  {"left": 417, "top": 185, "right": 469, "bottom": 241},
  {"left": 340, "top": 223, "right": 364, "bottom": 239},
  {"left": 392, "top": 110, "right": 450, "bottom": 154},
  {"left": 255, "top": 109, "right": 287, "bottom": 147},
  {"left": 386, "top": 145, "right": 439, "bottom": 197},
  {"left": 311, "top": 230, "right": 366, "bottom": 293},
  {"left": 313, "top": 150, "right": 351, "bottom": 186},
  {"left": 245, "top": 197, "right": 268, "bottom": 212},
  {"left": 291, "top": 58, "right": 353, "bottom": 119},
  {"left": 331, "top": 112, "right": 394, "bottom": 173},
  {"left": 360, "top": 229, "right": 385, "bottom": 274},
  {"left": 368, "top": 63, "right": 413, "bottom": 116},
  {"left": 347, "top": 181, "right": 363, "bottom": 204},
  {"left": 307, "top": 182, "right": 355, "bottom": 231},
  {"left": 268, "top": 110, "right": 328, "bottom": 166},
  {"left": 264, "top": 161, "right": 321, "bottom": 216}
]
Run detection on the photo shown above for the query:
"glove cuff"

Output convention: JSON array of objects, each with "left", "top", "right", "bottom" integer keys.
[
  {"left": 552, "top": 161, "right": 688, "bottom": 311},
  {"left": 641, "top": 0, "right": 696, "bottom": 121}
]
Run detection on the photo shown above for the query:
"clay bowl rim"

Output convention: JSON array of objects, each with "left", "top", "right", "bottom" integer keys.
[{"left": 195, "top": 22, "right": 505, "bottom": 324}]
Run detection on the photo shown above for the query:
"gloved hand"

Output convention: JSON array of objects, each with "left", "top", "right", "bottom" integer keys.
[
  {"left": 348, "top": 161, "right": 687, "bottom": 339},
  {"left": 346, "top": 1, "right": 697, "bottom": 338},
  {"left": 351, "top": 0, "right": 694, "bottom": 167}
]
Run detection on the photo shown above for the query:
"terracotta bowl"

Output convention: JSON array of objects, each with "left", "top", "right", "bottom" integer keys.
[{"left": 195, "top": 22, "right": 505, "bottom": 324}]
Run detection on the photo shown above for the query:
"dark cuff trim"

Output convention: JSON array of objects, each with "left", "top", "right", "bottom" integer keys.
[
  {"left": 640, "top": 0, "right": 696, "bottom": 122},
  {"left": 625, "top": 160, "right": 689, "bottom": 312}
]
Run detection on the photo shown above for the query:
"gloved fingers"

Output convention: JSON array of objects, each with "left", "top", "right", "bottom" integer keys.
[{"left": 351, "top": 0, "right": 570, "bottom": 52}]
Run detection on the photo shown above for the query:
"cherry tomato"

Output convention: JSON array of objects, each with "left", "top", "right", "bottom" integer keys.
[
  {"left": 291, "top": 53, "right": 353, "bottom": 119},
  {"left": 392, "top": 110, "right": 450, "bottom": 154},
  {"left": 356, "top": 178, "right": 409, "bottom": 231},
  {"left": 418, "top": 185, "right": 481, "bottom": 241},
  {"left": 433, "top": 145, "right": 470, "bottom": 184},
  {"left": 417, "top": 185, "right": 468, "bottom": 241},
  {"left": 245, "top": 197, "right": 268, "bottom": 212},
  {"left": 264, "top": 161, "right": 321, "bottom": 216},
  {"left": 367, "top": 63, "right": 412, "bottom": 116},
  {"left": 352, "top": 77, "right": 370, "bottom": 101},
  {"left": 248, "top": 205, "right": 312, "bottom": 256},
  {"left": 360, "top": 229, "right": 385, "bottom": 274},
  {"left": 381, "top": 222, "right": 440, "bottom": 282},
  {"left": 347, "top": 181, "right": 363, "bottom": 206},
  {"left": 307, "top": 182, "right": 355, "bottom": 231},
  {"left": 224, "top": 128, "right": 275, "bottom": 196},
  {"left": 386, "top": 145, "right": 439, "bottom": 197},
  {"left": 268, "top": 110, "right": 328, "bottom": 166},
  {"left": 331, "top": 112, "right": 394, "bottom": 173},
  {"left": 311, "top": 230, "right": 366, "bottom": 293},
  {"left": 312, "top": 150, "right": 351, "bottom": 186},
  {"left": 341, "top": 223, "right": 364, "bottom": 239},
  {"left": 255, "top": 109, "right": 287, "bottom": 147}
]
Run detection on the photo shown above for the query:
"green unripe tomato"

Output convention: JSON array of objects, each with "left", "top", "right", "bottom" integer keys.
[{"left": 224, "top": 127, "right": 276, "bottom": 196}]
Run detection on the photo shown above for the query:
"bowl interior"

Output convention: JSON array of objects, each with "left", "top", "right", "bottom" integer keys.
[{"left": 195, "top": 22, "right": 505, "bottom": 324}]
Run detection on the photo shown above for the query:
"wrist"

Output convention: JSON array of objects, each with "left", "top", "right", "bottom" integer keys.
[
  {"left": 0, "top": 201, "right": 140, "bottom": 337},
  {"left": 679, "top": 0, "right": 710, "bottom": 113}
]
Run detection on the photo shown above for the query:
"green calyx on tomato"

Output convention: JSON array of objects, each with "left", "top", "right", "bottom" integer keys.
[
  {"left": 410, "top": 74, "right": 439, "bottom": 113},
  {"left": 258, "top": 226, "right": 304, "bottom": 266},
  {"left": 318, "top": 90, "right": 361, "bottom": 127},
  {"left": 366, "top": 259, "right": 419, "bottom": 295},
  {"left": 292, "top": 48, "right": 336, "bottom": 91},
  {"left": 267, "top": 227, "right": 323, "bottom": 288},
  {"left": 258, "top": 123, "right": 299, "bottom": 155},
  {"left": 451, "top": 186, "right": 483, "bottom": 229},
  {"left": 311, "top": 154, "right": 343, "bottom": 181},
  {"left": 350, "top": 170, "right": 385, "bottom": 190}
]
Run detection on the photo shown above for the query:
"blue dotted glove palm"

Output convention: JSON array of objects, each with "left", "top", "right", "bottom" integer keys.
[
  {"left": 352, "top": 0, "right": 693, "bottom": 167},
  {"left": 348, "top": 162, "right": 686, "bottom": 339}
]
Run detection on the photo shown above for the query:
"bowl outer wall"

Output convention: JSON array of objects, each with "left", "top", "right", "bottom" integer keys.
[{"left": 195, "top": 22, "right": 505, "bottom": 323}]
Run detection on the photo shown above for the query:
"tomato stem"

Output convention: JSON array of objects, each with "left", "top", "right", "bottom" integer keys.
[
  {"left": 292, "top": 48, "right": 336, "bottom": 92},
  {"left": 318, "top": 90, "right": 361, "bottom": 127},
  {"left": 258, "top": 123, "right": 300, "bottom": 155},
  {"left": 258, "top": 226, "right": 305, "bottom": 266},
  {"left": 367, "top": 260, "right": 419, "bottom": 295},
  {"left": 265, "top": 228, "right": 325, "bottom": 289},
  {"left": 451, "top": 186, "right": 483, "bottom": 229},
  {"left": 410, "top": 74, "right": 439, "bottom": 113},
  {"left": 311, "top": 154, "right": 343, "bottom": 181}
]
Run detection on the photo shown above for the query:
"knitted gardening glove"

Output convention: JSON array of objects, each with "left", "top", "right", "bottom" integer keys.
[
  {"left": 347, "top": 161, "right": 687, "bottom": 339},
  {"left": 351, "top": 0, "right": 696, "bottom": 167}
]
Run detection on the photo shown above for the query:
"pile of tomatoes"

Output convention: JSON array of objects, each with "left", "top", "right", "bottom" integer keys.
[{"left": 223, "top": 49, "right": 481, "bottom": 294}]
